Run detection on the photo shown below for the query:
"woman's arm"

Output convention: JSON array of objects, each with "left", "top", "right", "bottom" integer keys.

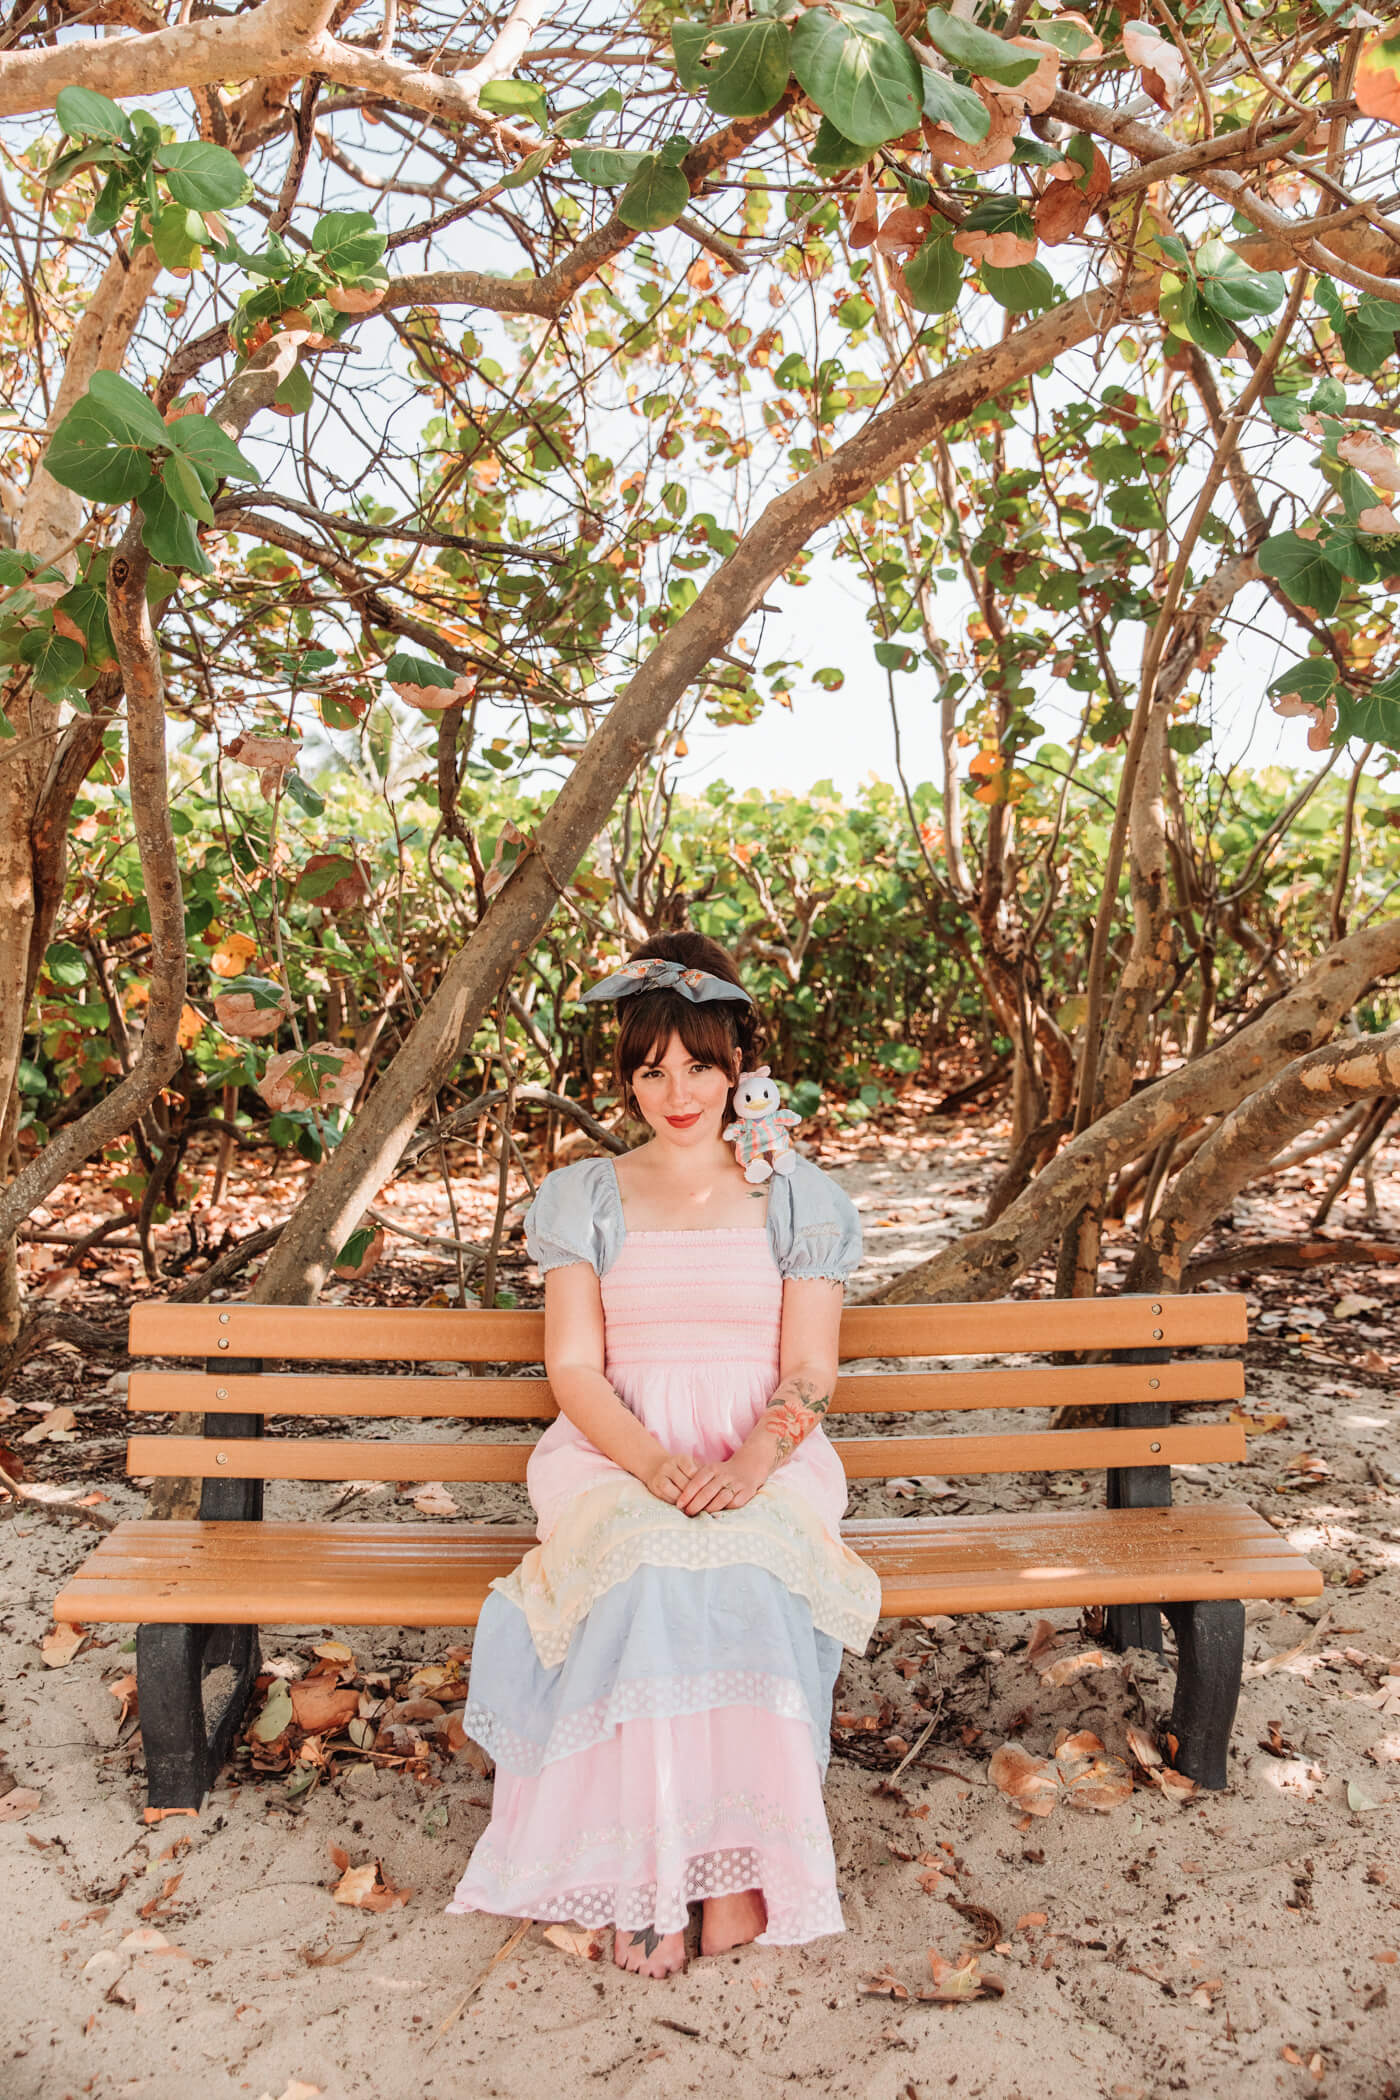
[
  {"left": 675, "top": 1277, "right": 842, "bottom": 1514},
  {"left": 544, "top": 1263, "right": 697, "bottom": 1504}
]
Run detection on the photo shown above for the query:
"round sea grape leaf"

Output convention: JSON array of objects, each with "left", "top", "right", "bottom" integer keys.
[
  {"left": 672, "top": 17, "right": 792, "bottom": 118},
  {"left": 161, "top": 451, "right": 215, "bottom": 526},
  {"left": 1194, "top": 236, "right": 1285, "bottom": 322},
  {"left": 19, "top": 627, "right": 85, "bottom": 697},
  {"left": 922, "top": 6, "right": 1039, "bottom": 86},
  {"left": 137, "top": 475, "right": 210, "bottom": 574},
  {"left": 1257, "top": 531, "right": 1344, "bottom": 618},
  {"left": 903, "top": 232, "right": 962, "bottom": 314},
  {"left": 568, "top": 145, "right": 649, "bottom": 185},
  {"left": 1267, "top": 659, "right": 1337, "bottom": 708},
  {"left": 920, "top": 65, "right": 991, "bottom": 142},
  {"left": 155, "top": 141, "right": 252, "bottom": 211},
  {"left": 163, "top": 414, "right": 261, "bottom": 488},
  {"left": 617, "top": 157, "right": 690, "bottom": 232},
  {"left": 981, "top": 259, "right": 1056, "bottom": 313},
  {"left": 55, "top": 85, "right": 132, "bottom": 143},
  {"left": 43, "top": 384, "right": 162, "bottom": 505},
  {"left": 152, "top": 201, "right": 204, "bottom": 273},
  {"left": 807, "top": 117, "right": 868, "bottom": 172},
  {"left": 790, "top": 1, "right": 922, "bottom": 150},
  {"left": 311, "top": 210, "right": 387, "bottom": 278},
  {"left": 479, "top": 78, "right": 548, "bottom": 130},
  {"left": 86, "top": 370, "right": 171, "bottom": 449}
]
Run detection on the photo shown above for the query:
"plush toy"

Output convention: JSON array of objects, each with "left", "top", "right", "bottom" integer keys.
[{"left": 724, "top": 1066, "right": 803, "bottom": 1184}]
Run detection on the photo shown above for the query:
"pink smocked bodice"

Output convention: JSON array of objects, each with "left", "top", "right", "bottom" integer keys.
[{"left": 525, "top": 1228, "right": 848, "bottom": 1541}]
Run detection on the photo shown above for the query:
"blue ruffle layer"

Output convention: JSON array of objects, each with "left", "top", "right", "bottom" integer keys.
[{"left": 465, "top": 1562, "right": 842, "bottom": 1777}]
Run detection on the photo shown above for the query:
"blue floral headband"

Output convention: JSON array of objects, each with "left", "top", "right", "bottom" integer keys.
[{"left": 580, "top": 958, "right": 754, "bottom": 1008}]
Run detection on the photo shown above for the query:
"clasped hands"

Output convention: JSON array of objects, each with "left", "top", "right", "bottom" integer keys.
[{"left": 644, "top": 1441, "right": 774, "bottom": 1517}]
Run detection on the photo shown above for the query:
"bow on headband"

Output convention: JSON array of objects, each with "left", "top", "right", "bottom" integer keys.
[{"left": 581, "top": 958, "right": 754, "bottom": 1008}]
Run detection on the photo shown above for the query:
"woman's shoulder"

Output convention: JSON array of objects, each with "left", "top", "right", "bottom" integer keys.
[
  {"left": 768, "top": 1154, "right": 863, "bottom": 1280},
  {"left": 524, "top": 1155, "right": 622, "bottom": 1275}
]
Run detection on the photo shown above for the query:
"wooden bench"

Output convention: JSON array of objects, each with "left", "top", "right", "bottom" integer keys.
[{"left": 54, "top": 1293, "right": 1322, "bottom": 1809}]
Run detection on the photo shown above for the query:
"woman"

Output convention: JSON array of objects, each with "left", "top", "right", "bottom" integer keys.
[{"left": 447, "top": 931, "right": 880, "bottom": 1976}]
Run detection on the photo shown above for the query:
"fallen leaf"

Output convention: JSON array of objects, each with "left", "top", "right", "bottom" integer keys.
[
  {"left": 948, "top": 1899, "right": 1002, "bottom": 1949},
  {"left": 1025, "top": 1619, "right": 1059, "bottom": 1665},
  {"left": 108, "top": 1673, "right": 138, "bottom": 1726},
  {"left": 542, "top": 1924, "right": 608, "bottom": 1962},
  {"left": 989, "top": 1741, "right": 1059, "bottom": 1816},
  {"left": 918, "top": 1949, "right": 1005, "bottom": 2002},
  {"left": 18, "top": 1405, "right": 78, "bottom": 1444},
  {"left": 41, "top": 1623, "right": 86, "bottom": 1668},
  {"left": 255, "top": 2083, "right": 323, "bottom": 2100},
  {"left": 1126, "top": 1724, "right": 1162, "bottom": 1770},
  {"left": 299, "top": 1933, "right": 369, "bottom": 1968},
  {"left": 1227, "top": 1408, "right": 1289, "bottom": 1435},
  {"left": 0, "top": 1786, "right": 41, "bottom": 1822},
  {"left": 312, "top": 1640, "right": 355, "bottom": 1665},
  {"left": 859, "top": 1969, "right": 909, "bottom": 1999},
  {"left": 330, "top": 1846, "right": 412, "bottom": 1912},
  {"left": 1054, "top": 1731, "right": 1133, "bottom": 1812},
  {"left": 288, "top": 1680, "right": 360, "bottom": 1736},
  {"left": 1039, "top": 1649, "right": 1112, "bottom": 1687},
  {"left": 1333, "top": 1292, "right": 1383, "bottom": 1320},
  {"left": 251, "top": 1680, "right": 294, "bottom": 1743},
  {"left": 1016, "top": 1912, "right": 1047, "bottom": 1931},
  {"left": 1348, "top": 1780, "right": 1381, "bottom": 1812},
  {"left": 411, "top": 1481, "right": 458, "bottom": 1517}
]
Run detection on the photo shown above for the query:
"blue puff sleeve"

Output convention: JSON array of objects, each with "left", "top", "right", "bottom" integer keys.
[
  {"left": 523, "top": 1156, "right": 623, "bottom": 1277},
  {"left": 767, "top": 1155, "right": 863, "bottom": 1283}
]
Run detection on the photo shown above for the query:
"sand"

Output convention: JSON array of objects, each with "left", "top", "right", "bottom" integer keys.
[{"left": 2, "top": 1116, "right": 1397, "bottom": 2100}]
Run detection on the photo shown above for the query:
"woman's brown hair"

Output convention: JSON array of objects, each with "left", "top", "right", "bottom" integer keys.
[{"left": 610, "top": 932, "right": 764, "bottom": 1120}]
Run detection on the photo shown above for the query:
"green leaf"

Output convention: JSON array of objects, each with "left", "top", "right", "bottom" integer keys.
[
  {"left": 1338, "top": 317, "right": 1396, "bottom": 377},
  {"left": 1035, "top": 17, "right": 1099, "bottom": 58},
  {"left": 981, "top": 259, "right": 1056, "bottom": 314},
  {"left": 1167, "top": 722, "right": 1212, "bottom": 756},
  {"left": 617, "top": 157, "right": 690, "bottom": 232},
  {"left": 1334, "top": 681, "right": 1400, "bottom": 751},
  {"left": 335, "top": 1226, "right": 377, "bottom": 1270},
  {"left": 384, "top": 650, "right": 459, "bottom": 689},
  {"left": 88, "top": 170, "right": 128, "bottom": 236},
  {"left": 274, "top": 362, "right": 314, "bottom": 417},
  {"left": 44, "top": 941, "right": 88, "bottom": 988},
  {"left": 1267, "top": 659, "right": 1336, "bottom": 708},
  {"left": 1264, "top": 393, "right": 1303, "bottom": 432},
  {"left": 790, "top": 1, "right": 922, "bottom": 150},
  {"left": 922, "top": 7, "right": 1039, "bottom": 87},
  {"left": 311, "top": 210, "right": 386, "bottom": 278},
  {"left": 671, "top": 18, "right": 792, "bottom": 118},
  {"left": 919, "top": 65, "right": 990, "bottom": 142},
  {"left": 1160, "top": 273, "right": 1236, "bottom": 356},
  {"left": 284, "top": 770, "right": 324, "bottom": 817},
  {"left": 19, "top": 627, "right": 85, "bottom": 697},
  {"left": 569, "top": 145, "right": 649, "bottom": 186},
  {"left": 161, "top": 450, "right": 215, "bottom": 525},
  {"left": 479, "top": 78, "right": 548, "bottom": 131},
  {"left": 251, "top": 1679, "right": 292, "bottom": 1743},
  {"left": 500, "top": 145, "right": 551, "bottom": 190},
  {"left": 137, "top": 475, "right": 210, "bottom": 574},
  {"left": 155, "top": 140, "right": 252, "bottom": 211},
  {"left": 1194, "top": 237, "right": 1285, "bottom": 322},
  {"left": 55, "top": 579, "right": 115, "bottom": 665},
  {"left": 807, "top": 118, "right": 868, "bottom": 172},
  {"left": 555, "top": 88, "right": 624, "bottom": 140},
  {"left": 43, "top": 378, "right": 162, "bottom": 505},
  {"left": 220, "top": 974, "right": 291, "bottom": 1010},
  {"left": 1257, "top": 531, "right": 1343, "bottom": 618},
  {"left": 1011, "top": 135, "right": 1063, "bottom": 165},
  {"left": 902, "top": 231, "right": 962, "bottom": 313},
  {"left": 164, "top": 413, "right": 261, "bottom": 487},
  {"left": 152, "top": 201, "right": 205, "bottom": 272},
  {"left": 55, "top": 85, "right": 132, "bottom": 143}
]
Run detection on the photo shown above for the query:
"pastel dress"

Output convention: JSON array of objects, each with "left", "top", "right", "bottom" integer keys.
[{"left": 446, "top": 1153, "right": 882, "bottom": 1946}]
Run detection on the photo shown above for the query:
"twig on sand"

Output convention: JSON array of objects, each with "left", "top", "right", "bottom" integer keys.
[{"left": 431, "top": 1916, "right": 532, "bottom": 2043}]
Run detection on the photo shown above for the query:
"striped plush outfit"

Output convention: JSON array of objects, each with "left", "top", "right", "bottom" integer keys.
[
  {"left": 447, "top": 1154, "right": 878, "bottom": 1945},
  {"left": 722, "top": 1106, "right": 801, "bottom": 1172}
]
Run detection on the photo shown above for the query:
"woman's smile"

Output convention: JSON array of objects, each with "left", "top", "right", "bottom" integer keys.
[{"left": 665, "top": 1111, "right": 702, "bottom": 1128}]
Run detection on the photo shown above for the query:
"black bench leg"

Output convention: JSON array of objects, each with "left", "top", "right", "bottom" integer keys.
[
  {"left": 1161, "top": 1598, "right": 1245, "bottom": 1791},
  {"left": 137, "top": 1622, "right": 261, "bottom": 1810},
  {"left": 1105, "top": 1602, "right": 1164, "bottom": 1655}
]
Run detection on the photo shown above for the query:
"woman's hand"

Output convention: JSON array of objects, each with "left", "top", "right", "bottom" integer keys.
[
  {"left": 643, "top": 1449, "right": 700, "bottom": 1506},
  {"left": 675, "top": 1443, "right": 773, "bottom": 1517}
]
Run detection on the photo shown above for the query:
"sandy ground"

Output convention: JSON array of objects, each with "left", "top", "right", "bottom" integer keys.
[{"left": 2, "top": 1113, "right": 1398, "bottom": 2100}]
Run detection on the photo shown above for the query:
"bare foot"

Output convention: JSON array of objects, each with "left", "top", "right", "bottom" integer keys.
[
  {"left": 700, "top": 1888, "right": 767, "bottom": 1955},
  {"left": 613, "top": 1925, "right": 686, "bottom": 1978}
]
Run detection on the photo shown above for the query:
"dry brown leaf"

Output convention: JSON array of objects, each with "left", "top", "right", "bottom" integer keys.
[
  {"left": 919, "top": 1949, "right": 1005, "bottom": 2002},
  {"left": 1123, "top": 20, "right": 1186, "bottom": 103},
  {"left": 542, "top": 1924, "right": 608, "bottom": 1961},
  {"left": 108, "top": 1672, "right": 138, "bottom": 1726},
  {"left": 214, "top": 986, "right": 292, "bottom": 1039},
  {"left": 953, "top": 225, "right": 1038, "bottom": 269},
  {"left": 1015, "top": 1911, "right": 1047, "bottom": 1932},
  {"left": 0, "top": 1786, "right": 41, "bottom": 1822},
  {"left": 873, "top": 205, "right": 931, "bottom": 259},
  {"left": 255, "top": 2083, "right": 323, "bottom": 2100},
  {"left": 847, "top": 168, "right": 878, "bottom": 248},
  {"left": 18, "top": 1405, "right": 78, "bottom": 1444},
  {"left": 332, "top": 1226, "right": 386, "bottom": 1282},
  {"left": 1155, "top": 1768, "right": 1198, "bottom": 1803},
  {"left": 257, "top": 1043, "right": 363, "bottom": 1113},
  {"left": 330, "top": 1846, "right": 412, "bottom": 1912},
  {"left": 313, "top": 1640, "right": 355, "bottom": 1665},
  {"left": 1338, "top": 430, "right": 1400, "bottom": 490},
  {"left": 1039, "top": 1648, "right": 1111, "bottom": 1687},
  {"left": 988, "top": 1741, "right": 1058, "bottom": 1815},
  {"left": 1025, "top": 1619, "right": 1059, "bottom": 1665},
  {"left": 1126, "top": 1723, "right": 1162, "bottom": 1769},
  {"left": 41, "top": 1623, "right": 86, "bottom": 1668},
  {"left": 288, "top": 1680, "right": 360, "bottom": 1735},
  {"left": 1003, "top": 36, "right": 1061, "bottom": 113},
  {"left": 1034, "top": 180, "right": 1093, "bottom": 246},
  {"left": 948, "top": 1899, "right": 1002, "bottom": 1950},
  {"left": 859, "top": 1969, "right": 909, "bottom": 1999},
  {"left": 411, "top": 1481, "right": 458, "bottom": 1517}
]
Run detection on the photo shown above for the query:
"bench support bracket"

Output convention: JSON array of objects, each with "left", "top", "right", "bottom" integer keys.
[
  {"left": 137, "top": 1355, "right": 264, "bottom": 1807},
  {"left": 1161, "top": 1596, "right": 1245, "bottom": 1791},
  {"left": 137, "top": 1619, "right": 262, "bottom": 1808}
]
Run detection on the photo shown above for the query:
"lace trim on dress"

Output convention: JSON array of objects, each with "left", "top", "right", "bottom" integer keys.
[
  {"left": 465, "top": 1667, "right": 829, "bottom": 1777},
  {"left": 449, "top": 1842, "right": 845, "bottom": 1943}
]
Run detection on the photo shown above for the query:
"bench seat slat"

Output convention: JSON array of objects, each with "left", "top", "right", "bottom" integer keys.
[
  {"left": 130, "top": 1293, "right": 1247, "bottom": 1365},
  {"left": 125, "top": 1423, "right": 1246, "bottom": 1486},
  {"left": 128, "top": 1359, "right": 1246, "bottom": 1420},
  {"left": 51, "top": 1505, "right": 1322, "bottom": 1627}
]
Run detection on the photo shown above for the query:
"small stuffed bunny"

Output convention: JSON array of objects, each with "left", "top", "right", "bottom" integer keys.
[{"left": 724, "top": 1066, "right": 803, "bottom": 1184}]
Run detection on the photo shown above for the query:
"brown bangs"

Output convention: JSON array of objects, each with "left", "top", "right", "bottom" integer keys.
[{"left": 614, "top": 990, "right": 747, "bottom": 1094}]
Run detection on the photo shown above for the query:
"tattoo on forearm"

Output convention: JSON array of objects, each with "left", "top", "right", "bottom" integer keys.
[{"left": 759, "top": 1374, "right": 831, "bottom": 1463}]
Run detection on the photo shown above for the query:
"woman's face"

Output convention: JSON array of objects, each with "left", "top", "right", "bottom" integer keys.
[{"left": 630, "top": 1030, "right": 736, "bottom": 1146}]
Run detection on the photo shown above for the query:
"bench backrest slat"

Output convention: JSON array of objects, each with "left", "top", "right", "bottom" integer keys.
[
  {"left": 126, "top": 1421, "right": 1246, "bottom": 1487},
  {"left": 130, "top": 1292, "right": 1247, "bottom": 1363},
  {"left": 129, "top": 1358, "right": 1246, "bottom": 1420}
]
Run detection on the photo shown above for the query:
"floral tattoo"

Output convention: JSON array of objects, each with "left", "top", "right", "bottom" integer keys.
[{"left": 759, "top": 1374, "right": 831, "bottom": 1462}]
